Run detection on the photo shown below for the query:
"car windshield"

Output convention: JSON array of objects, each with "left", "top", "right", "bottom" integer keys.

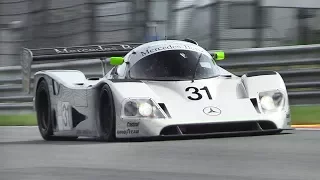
[{"left": 128, "top": 50, "right": 220, "bottom": 81}]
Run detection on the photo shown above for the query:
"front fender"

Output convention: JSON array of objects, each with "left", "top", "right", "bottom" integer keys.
[
  {"left": 94, "top": 79, "right": 163, "bottom": 137},
  {"left": 241, "top": 71, "right": 288, "bottom": 98},
  {"left": 241, "top": 71, "right": 291, "bottom": 128},
  {"left": 103, "top": 80, "right": 162, "bottom": 104}
]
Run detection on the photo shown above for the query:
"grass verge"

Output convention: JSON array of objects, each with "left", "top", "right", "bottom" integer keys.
[
  {"left": 0, "top": 114, "right": 37, "bottom": 126},
  {"left": 0, "top": 105, "right": 319, "bottom": 126},
  {"left": 290, "top": 105, "right": 320, "bottom": 125}
]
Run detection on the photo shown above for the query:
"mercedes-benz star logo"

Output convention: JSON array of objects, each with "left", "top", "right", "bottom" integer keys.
[{"left": 203, "top": 106, "right": 221, "bottom": 116}]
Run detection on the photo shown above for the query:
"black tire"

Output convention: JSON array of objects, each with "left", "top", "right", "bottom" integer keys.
[
  {"left": 97, "top": 84, "right": 116, "bottom": 141},
  {"left": 35, "top": 79, "right": 78, "bottom": 141},
  {"left": 35, "top": 79, "right": 55, "bottom": 140}
]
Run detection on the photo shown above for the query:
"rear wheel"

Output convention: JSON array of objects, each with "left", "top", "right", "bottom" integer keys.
[
  {"left": 35, "top": 79, "right": 54, "bottom": 140},
  {"left": 97, "top": 84, "right": 116, "bottom": 141}
]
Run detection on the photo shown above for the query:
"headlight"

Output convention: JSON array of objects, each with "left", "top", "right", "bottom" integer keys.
[
  {"left": 124, "top": 101, "right": 138, "bottom": 116},
  {"left": 259, "top": 90, "right": 285, "bottom": 112},
  {"left": 121, "top": 98, "right": 166, "bottom": 119},
  {"left": 138, "top": 102, "right": 153, "bottom": 117}
]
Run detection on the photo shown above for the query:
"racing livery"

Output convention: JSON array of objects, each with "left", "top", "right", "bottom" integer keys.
[{"left": 21, "top": 39, "right": 293, "bottom": 141}]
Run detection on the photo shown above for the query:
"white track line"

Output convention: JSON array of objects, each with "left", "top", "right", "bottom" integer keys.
[{"left": 295, "top": 128, "right": 320, "bottom": 131}]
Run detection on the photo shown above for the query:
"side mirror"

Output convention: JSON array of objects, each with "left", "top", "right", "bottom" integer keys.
[
  {"left": 213, "top": 51, "right": 225, "bottom": 61},
  {"left": 110, "top": 57, "right": 124, "bottom": 65}
]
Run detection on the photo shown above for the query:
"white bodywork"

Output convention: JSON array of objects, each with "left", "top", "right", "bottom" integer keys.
[{"left": 32, "top": 40, "right": 292, "bottom": 139}]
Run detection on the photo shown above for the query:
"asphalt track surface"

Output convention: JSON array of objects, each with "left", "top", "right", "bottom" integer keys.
[{"left": 1, "top": 127, "right": 320, "bottom": 180}]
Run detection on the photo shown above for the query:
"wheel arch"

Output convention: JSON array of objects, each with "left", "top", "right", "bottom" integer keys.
[
  {"left": 34, "top": 75, "right": 61, "bottom": 130},
  {"left": 34, "top": 75, "right": 48, "bottom": 109}
]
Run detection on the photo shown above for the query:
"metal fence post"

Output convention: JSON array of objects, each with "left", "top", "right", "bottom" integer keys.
[
  {"left": 254, "top": 0, "right": 263, "bottom": 48},
  {"left": 89, "top": 1, "right": 96, "bottom": 44},
  {"left": 210, "top": 0, "right": 221, "bottom": 50}
]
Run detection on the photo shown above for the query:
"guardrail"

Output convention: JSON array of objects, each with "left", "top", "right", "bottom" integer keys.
[{"left": 0, "top": 44, "right": 320, "bottom": 113}]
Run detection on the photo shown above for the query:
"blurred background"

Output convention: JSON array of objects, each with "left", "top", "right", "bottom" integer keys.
[{"left": 1, "top": 0, "right": 320, "bottom": 66}]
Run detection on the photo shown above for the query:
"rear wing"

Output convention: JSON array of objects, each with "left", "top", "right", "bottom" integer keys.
[{"left": 21, "top": 43, "right": 141, "bottom": 93}]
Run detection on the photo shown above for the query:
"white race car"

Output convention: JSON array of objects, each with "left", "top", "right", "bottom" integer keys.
[{"left": 21, "top": 39, "right": 293, "bottom": 141}]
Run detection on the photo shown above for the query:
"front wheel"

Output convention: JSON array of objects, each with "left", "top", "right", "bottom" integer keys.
[{"left": 97, "top": 84, "right": 116, "bottom": 141}]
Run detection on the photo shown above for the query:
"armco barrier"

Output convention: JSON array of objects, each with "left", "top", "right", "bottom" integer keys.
[{"left": 0, "top": 44, "right": 320, "bottom": 113}]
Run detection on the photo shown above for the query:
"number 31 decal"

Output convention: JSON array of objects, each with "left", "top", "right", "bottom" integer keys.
[{"left": 185, "top": 86, "right": 212, "bottom": 100}]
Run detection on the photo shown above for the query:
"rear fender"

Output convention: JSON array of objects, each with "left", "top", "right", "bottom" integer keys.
[
  {"left": 34, "top": 70, "right": 87, "bottom": 89},
  {"left": 33, "top": 70, "right": 88, "bottom": 98},
  {"left": 33, "top": 70, "right": 89, "bottom": 109},
  {"left": 33, "top": 70, "right": 93, "bottom": 135}
]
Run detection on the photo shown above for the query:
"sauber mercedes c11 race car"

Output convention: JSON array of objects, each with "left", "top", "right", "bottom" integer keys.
[{"left": 21, "top": 39, "right": 293, "bottom": 141}]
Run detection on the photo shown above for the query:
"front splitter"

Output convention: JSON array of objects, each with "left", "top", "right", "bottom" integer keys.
[{"left": 115, "top": 128, "right": 295, "bottom": 142}]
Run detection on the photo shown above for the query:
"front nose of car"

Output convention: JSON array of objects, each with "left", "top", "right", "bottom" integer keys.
[
  {"left": 162, "top": 98, "right": 260, "bottom": 121},
  {"left": 137, "top": 98, "right": 263, "bottom": 136}
]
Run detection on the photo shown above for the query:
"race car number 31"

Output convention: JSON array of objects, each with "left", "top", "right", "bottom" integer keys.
[{"left": 185, "top": 86, "right": 212, "bottom": 100}]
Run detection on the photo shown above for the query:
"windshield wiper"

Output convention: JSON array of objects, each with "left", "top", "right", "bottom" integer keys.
[{"left": 191, "top": 53, "right": 202, "bottom": 83}]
